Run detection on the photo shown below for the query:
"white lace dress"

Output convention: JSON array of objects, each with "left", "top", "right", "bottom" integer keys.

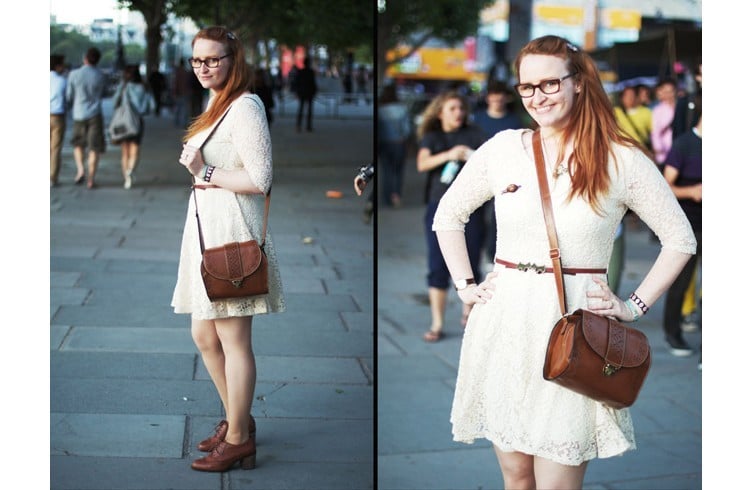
[
  {"left": 432, "top": 129, "right": 696, "bottom": 465},
  {"left": 171, "top": 93, "right": 285, "bottom": 320}
]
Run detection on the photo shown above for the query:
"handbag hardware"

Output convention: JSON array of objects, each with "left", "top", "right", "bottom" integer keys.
[{"left": 531, "top": 130, "right": 651, "bottom": 409}]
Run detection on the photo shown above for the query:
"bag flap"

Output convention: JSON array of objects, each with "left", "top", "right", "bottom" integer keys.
[
  {"left": 577, "top": 309, "right": 650, "bottom": 368},
  {"left": 202, "top": 241, "right": 263, "bottom": 280}
]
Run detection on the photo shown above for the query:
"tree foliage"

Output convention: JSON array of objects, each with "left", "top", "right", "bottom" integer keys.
[
  {"left": 172, "top": 0, "right": 372, "bottom": 66},
  {"left": 377, "top": 0, "right": 492, "bottom": 83},
  {"left": 50, "top": 24, "right": 145, "bottom": 70}
]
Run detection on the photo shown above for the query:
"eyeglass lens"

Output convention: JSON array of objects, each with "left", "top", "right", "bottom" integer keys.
[{"left": 517, "top": 79, "right": 561, "bottom": 98}]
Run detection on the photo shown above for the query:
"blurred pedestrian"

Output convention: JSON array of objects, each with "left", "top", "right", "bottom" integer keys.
[
  {"left": 416, "top": 90, "right": 486, "bottom": 342},
  {"left": 471, "top": 80, "right": 525, "bottom": 267},
  {"left": 50, "top": 54, "right": 67, "bottom": 187},
  {"left": 614, "top": 86, "right": 653, "bottom": 158},
  {"left": 66, "top": 47, "right": 107, "bottom": 188},
  {"left": 671, "top": 62, "right": 701, "bottom": 139},
  {"left": 662, "top": 113, "right": 702, "bottom": 357},
  {"left": 377, "top": 83, "right": 410, "bottom": 207},
  {"left": 251, "top": 67, "right": 275, "bottom": 126},
  {"left": 293, "top": 57, "right": 317, "bottom": 132},
  {"left": 172, "top": 58, "right": 193, "bottom": 128},
  {"left": 111, "top": 64, "right": 156, "bottom": 189},
  {"left": 432, "top": 35, "right": 695, "bottom": 489},
  {"left": 650, "top": 78, "right": 678, "bottom": 172},
  {"left": 172, "top": 26, "right": 284, "bottom": 473},
  {"left": 148, "top": 69, "right": 167, "bottom": 116},
  {"left": 355, "top": 64, "right": 370, "bottom": 105}
]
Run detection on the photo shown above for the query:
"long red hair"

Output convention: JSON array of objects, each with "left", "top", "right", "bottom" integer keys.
[
  {"left": 514, "top": 35, "right": 646, "bottom": 213},
  {"left": 183, "top": 26, "right": 252, "bottom": 143}
]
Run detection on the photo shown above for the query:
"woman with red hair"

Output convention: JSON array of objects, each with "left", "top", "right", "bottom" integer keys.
[
  {"left": 433, "top": 35, "right": 696, "bottom": 488},
  {"left": 172, "top": 26, "right": 285, "bottom": 472}
]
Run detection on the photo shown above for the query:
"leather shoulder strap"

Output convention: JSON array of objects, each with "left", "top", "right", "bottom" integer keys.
[
  {"left": 192, "top": 97, "right": 272, "bottom": 251},
  {"left": 531, "top": 130, "right": 567, "bottom": 315}
]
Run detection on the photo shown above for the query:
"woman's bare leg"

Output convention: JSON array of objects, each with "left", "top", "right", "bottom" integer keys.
[
  {"left": 191, "top": 318, "right": 228, "bottom": 412},
  {"left": 534, "top": 455, "right": 588, "bottom": 490},
  {"left": 215, "top": 316, "right": 255, "bottom": 445},
  {"left": 494, "top": 447, "right": 535, "bottom": 490}
]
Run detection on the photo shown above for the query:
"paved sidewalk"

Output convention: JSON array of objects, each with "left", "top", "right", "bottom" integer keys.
[
  {"left": 50, "top": 100, "right": 374, "bottom": 489},
  {"left": 376, "top": 148, "right": 702, "bottom": 490}
]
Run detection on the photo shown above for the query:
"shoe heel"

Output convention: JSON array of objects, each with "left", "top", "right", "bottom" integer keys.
[{"left": 241, "top": 453, "right": 256, "bottom": 470}]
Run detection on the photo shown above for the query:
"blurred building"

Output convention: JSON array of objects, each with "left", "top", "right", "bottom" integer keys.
[{"left": 387, "top": 0, "right": 701, "bottom": 94}]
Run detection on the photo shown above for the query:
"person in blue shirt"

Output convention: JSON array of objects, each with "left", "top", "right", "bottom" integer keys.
[{"left": 65, "top": 47, "right": 107, "bottom": 188}]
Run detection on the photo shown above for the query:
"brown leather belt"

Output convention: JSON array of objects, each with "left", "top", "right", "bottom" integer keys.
[
  {"left": 193, "top": 184, "right": 221, "bottom": 190},
  {"left": 495, "top": 257, "right": 606, "bottom": 275}
]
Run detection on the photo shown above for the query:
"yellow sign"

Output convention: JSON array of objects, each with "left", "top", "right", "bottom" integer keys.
[
  {"left": 535, "top": 5, "right": 584, "bottom": 26},
  {"left": 602, "top": 9, "right": 641, "bottom": 29},
  {"left": 386, "top": 46, "right": 485, "bottom": 82}
]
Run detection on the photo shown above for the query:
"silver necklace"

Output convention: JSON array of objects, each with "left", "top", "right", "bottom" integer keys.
[{"left": 541, "top": 137, "right": 568, "bottom": 178}]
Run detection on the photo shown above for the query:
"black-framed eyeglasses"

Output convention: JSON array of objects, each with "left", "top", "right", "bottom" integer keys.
[
  {"left": 514, "top": 73, "right": 577, "bottom": 98},
  {"left": 188, "top": 54, "right": 231, "bottom": 69}
]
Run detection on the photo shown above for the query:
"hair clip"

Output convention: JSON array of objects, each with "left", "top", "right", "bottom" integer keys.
[
  {"left": 566, "top": 43, "right": 579, "bottom": 52},
  {"left": 227, "top": 31, "right": 236, "bottom": 40}
]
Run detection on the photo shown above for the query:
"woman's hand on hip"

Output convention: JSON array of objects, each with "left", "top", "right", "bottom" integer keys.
[
  {"left": 457, "top": 271, "right": 497, "bottom": 305},
  {"left": 179, "top": 144, "right": 206, "bottom": 176},
  {"left": 586, "top": 276, "right": 632, "bottom": 321}
]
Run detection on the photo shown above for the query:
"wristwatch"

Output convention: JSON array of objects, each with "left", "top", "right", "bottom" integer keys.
[{"left": 454, "top": 278, "right": 476, "bottom": 291}]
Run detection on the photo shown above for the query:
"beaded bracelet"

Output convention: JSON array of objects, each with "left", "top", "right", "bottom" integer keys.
[
  {"left": 624, "top": 298, "right": 641, "bottom": 322},
  {"left": 203, "top": 165, "right": 216, "bottom": 183},
  {"left": 629, "top": 292, "right": 650, "bottom": 315}
]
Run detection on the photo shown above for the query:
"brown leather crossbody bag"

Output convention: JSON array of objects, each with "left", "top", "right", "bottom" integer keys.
[
  {"left": 190, "top": 98, "right": 270, "bottom": 302},
  {"left": 531, "top": 130, "right": 651, "bottom": 409}
]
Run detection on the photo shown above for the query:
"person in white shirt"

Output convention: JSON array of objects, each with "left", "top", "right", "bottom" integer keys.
[{"left": 50, "top": 54, "right": 67, "bottom": 187}]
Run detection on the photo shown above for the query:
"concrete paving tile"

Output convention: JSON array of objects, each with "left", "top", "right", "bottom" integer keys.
[
  {"left": 341, "top": 311, "right": 372, "bottom": 332},
  {"left": 377, "top": 355, "right": 455, "bottom": 381},
  {"left": 50, "top": 286, "right": 90, "bottom": 307},
  {"left": 278, "top": 277, "right": 325, "bottom": 294},
  {"left": 256, "top": 310, "right": 344, "bottom": 330},
  {"left": 53, "top": 304, "right": 185, "bottom": 327},
  {"left": 98, "top": 247, "right": 180, "bottom": 262},
  {"left": 105, "top": 260, "right": 178, "bottom": 274},
  {"left": 51, "top": 351, "right": 196, "bottom": 380},
  {"left": 278, "top": 263, "right": 339, "bottom": 280},
  {"left": 253, "top": 383, "right": 372, "bottom": 419},
  {"left": 51, "top": 378, "right": 221, "bottom": 415},
  {"left": 254, "top": 355, "right": 371, "bottom": 384},
  {"left": 49, "top": 246, "right": 99, "bottom": 259},
  {"left": 284, "top": 292, "right": 359, "bottom": 312},
  {"left": 377, "top": 334, "right": 404, "bottom": 356},
  {"left": 51, "top": 325, "right": 70, "bottom": 350},
  {"left": 50, "top": 456, "right": 220, "bottom": 490},
  {"left": 378, "top": 447, "right": 500, "bottom": 490},
  {"left": 60, "top": 326, "right": 195, "bottom": 353},
  {"left": 253, "top": 324, "right": 372, "bottom": 357},
  {"left": 228, "top": 461, "right": 373, "bottom": 490},
  {"left": 50, "top": 271, "right": 81, "bottom": 287},
  {"left": 50, "top": 413, "right": 185, "bottom": 458},
  {"left": 377, "top": 404, "right": 459, "bottom": 455}
]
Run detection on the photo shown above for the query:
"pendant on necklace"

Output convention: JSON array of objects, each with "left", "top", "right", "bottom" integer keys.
[{"left": 552, "top": 164, "right": 568, "bottom": 178}]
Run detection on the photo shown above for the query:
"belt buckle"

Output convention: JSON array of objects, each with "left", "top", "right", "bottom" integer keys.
[{"left": 517, "top": 262, "right": 545, "bottom": 274}]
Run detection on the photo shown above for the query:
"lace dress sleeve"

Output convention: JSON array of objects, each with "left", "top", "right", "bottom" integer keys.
[
  {"left": 622, "top": 147, "right": 696, "bottom": 254},
  {"left": 228, "top": 94, "right": 273, "bottom": 194},
  {"left": 432, "top": 139, "right": 494, "bottom": 231}
]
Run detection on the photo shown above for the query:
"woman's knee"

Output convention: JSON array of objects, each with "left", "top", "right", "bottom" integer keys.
[
  {"left": 191, "top": 320, "right": 220, "bottom": 352},
  {"left": 497, "top": 450, "right": 535, "bottom": 489}
]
